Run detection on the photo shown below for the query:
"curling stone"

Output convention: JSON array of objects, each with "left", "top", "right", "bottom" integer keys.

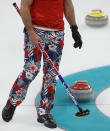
[
  {"left": 85, "top": 9, "right": 108, "bottom": 27},
  {"left": 68, "top": 80, "right": 94, "bottom": 102}
]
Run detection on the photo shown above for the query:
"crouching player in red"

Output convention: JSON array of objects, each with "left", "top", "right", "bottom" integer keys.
[{"left": 2, "top": 0, "right": 82, "bottom": 128}]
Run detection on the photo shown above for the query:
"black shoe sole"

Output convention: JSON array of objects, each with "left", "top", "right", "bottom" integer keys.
[
  {"left": 37, "top": 118, "right": 57, "bottom": 128},
  {"left": 37, "top": 119, "right": 57, "bottom": 128},
  {"left": 44, "top": 123, "right": 57, "bottom": 128}
]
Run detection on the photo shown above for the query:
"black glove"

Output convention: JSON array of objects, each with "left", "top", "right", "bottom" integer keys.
[{"left": 70, "top": 25, "right": 83, "bottom": 49}]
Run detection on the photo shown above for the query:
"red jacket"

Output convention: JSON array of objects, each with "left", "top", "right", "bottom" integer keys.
[{"left": 30, "top": 0, "right": 64, "bottom": 31}]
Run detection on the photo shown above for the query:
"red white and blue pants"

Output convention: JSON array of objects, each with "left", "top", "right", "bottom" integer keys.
[{"left": 8, "top": 28, "right": 64, "bottom": 115}]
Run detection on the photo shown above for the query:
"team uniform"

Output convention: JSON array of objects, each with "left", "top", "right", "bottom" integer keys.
[{"left": 9, "top": 0, "right": 64, "bottom": 116}]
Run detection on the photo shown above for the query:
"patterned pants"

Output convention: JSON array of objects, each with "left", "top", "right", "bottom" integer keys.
[{"left": 9, "top": 28, "right": 64, "bottom": 115}]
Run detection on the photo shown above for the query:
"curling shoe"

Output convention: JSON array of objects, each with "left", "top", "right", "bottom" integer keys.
[
  {"left": 37, "top": 114, "right": 57, "bottom": 128},
  {"left": 2, "top": 100, "right": 16, "bottom": 122}
]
